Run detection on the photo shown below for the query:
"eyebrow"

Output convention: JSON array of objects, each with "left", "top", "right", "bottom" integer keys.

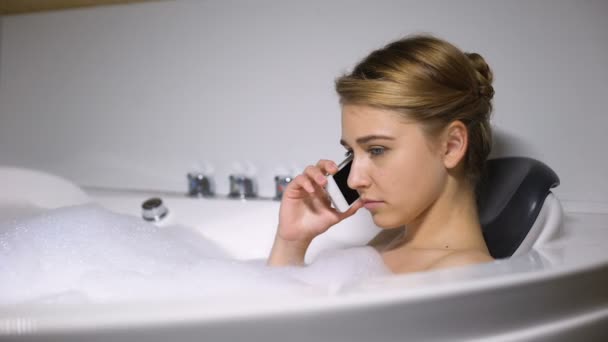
[{"left": 340, "top": 135, "right": 396, "bottom": 146}]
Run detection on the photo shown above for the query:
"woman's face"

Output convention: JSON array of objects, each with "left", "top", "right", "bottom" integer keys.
[{"left": 341, "top": 104, "right": 448, "bottom": 229}]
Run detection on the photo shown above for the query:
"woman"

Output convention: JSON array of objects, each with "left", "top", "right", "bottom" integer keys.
[{"left": 268, "top": 34, "right": 495, "bottom": 274}]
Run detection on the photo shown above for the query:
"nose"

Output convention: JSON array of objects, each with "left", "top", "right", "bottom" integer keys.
[{"left": 347, "top": 157, "right": 371, "bottom": 190}]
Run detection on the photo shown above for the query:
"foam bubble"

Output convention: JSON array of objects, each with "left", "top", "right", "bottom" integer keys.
[{"left": 0, "top": 205, "right": 390, "bottom": 306}]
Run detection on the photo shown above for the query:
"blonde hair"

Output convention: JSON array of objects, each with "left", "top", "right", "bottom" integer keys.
[{"left": 335, "top": 34, "right": 494, "bottom": 183}]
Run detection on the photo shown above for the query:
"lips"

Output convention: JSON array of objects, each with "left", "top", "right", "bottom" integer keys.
[{"left": 361, "top": 198, "right": 384, "bottom": 210}]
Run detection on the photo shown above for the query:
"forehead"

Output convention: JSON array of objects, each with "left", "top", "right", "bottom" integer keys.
[{"left": 341, "top": 105, "right": 413, "bottom": 140}]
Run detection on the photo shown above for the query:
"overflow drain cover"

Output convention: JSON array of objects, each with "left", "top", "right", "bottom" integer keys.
[{"left": 141, "top": 197, "right": 168, "bottom": 222}]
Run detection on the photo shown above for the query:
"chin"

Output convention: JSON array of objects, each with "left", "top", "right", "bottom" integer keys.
[{"left": 370, "top": 211, "right": 405, "bottom": 229}]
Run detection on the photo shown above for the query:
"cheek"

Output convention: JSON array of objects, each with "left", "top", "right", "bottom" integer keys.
[
  {"left": 391, "top": 147, "right": 441, "bottom": 189},
  {"left": 383, "top": 151, "right": 446, "bottom": 223}
]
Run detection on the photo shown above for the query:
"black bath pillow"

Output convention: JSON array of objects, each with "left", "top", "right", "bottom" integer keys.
[{"left": 476, "top": 157, "right": 560, "bottom": 259}]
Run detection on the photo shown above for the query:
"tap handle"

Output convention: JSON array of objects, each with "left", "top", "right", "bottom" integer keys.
[
  {"left": 274, "top": 175, "right": 293, "bottom": 200},
  {"left": 187, "top": 172, "right": 214, "bottom": 197},
  {"left": 228, "top": 174, "right": 257, "bottom": 199}
]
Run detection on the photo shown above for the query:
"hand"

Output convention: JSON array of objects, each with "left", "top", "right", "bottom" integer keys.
[{"left": 277, "top": 159, "right": 363, "bottom": 244}]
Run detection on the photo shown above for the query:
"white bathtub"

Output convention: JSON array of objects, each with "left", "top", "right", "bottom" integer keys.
[{"left": 1, "top": 167, "right": 607, "bottom": 341}]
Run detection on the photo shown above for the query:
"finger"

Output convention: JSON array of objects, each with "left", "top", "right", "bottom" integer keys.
[
  {"left": 304, "top": 165, "right": 329, "bottom": 188},
  {"left": 315, "top": 159, "right": 339, "bottom": 176},
  {"left": 304, "top": 179, "right": 332, "bottom": 210},
  {"left": 320, "top": 188, "right": 333, "bottom": 207},
  {"left": 290, "top": 174, "right": 315, "bottom": 194}
]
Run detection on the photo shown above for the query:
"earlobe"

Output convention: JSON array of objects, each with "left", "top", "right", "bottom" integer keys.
[{"left": 443, "top": 121, "right": 468, "bottom": 169}]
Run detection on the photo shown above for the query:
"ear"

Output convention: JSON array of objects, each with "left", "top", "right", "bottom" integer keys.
[{"left": 441, "top": 120, "right": 468, "bottom": 169}]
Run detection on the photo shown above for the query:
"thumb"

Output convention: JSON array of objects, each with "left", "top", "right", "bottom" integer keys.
[{"left": 338, "top": 199, "right": 364, "bottom": 220}]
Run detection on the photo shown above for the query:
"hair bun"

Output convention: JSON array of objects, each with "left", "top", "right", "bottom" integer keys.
[
  {"left": 465, "top": 52, "right": 493, "bottom": 82},
  {"left": 478, "top": 84, "right": 495, "bottom": 100},
  {"left": 465, "top": 52, "right": 494, "bottom": 100}
]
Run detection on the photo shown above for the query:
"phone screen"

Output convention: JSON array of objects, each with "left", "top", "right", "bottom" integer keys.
[{"left": 333, "top": 159, "right": 360, "bottom": 205}]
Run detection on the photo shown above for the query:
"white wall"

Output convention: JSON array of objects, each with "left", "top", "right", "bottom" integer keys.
[{"left": 0, "top": 0, "right": 607, "bottom": 208}]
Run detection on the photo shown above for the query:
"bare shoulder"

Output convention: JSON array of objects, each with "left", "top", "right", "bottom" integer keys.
[{"left": 428, "top": 249, "right": 494, "bottom": 271}]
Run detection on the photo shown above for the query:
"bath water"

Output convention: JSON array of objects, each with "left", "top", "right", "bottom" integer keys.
[{"left": 0, "top": 205, "right": 389, "bottom": 306}]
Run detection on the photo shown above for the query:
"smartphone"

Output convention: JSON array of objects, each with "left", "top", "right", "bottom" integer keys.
[{"left": 326, "top": 155, "right": 360, "bottom": 212}]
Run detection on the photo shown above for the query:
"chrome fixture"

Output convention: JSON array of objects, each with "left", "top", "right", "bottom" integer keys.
[
  {"left": 187, "top": 172, "right": 214, "bottom": 197},
  {"left": 141, "top": 197, "right": 169, "bottom": 222},
  {"left": 274, "top": 175, "right": 293, "bottom": 200},
  {"left": 228, "top": 174, "right": 257, "bottom": 199}
]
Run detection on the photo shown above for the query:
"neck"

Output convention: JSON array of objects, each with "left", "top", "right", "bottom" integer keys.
[{"left": 400, "top": 176, "right": 487, "bottom": 252}]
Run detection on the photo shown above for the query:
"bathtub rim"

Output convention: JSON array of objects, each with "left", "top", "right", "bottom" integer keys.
[{"left": 1, "top": 240, "right": 606, "bottom": 336}]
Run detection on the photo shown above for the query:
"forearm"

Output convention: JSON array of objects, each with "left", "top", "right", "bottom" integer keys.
[{"left": 267, "top": 233, "right": 312, "bottom": 267}]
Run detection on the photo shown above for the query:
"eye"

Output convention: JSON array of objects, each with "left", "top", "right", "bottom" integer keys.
[
  {"left": 369, "top": 146, "right": 385, "bottom": 156},
  {"left": 344, "top": 150, "right": 353, "bottom": 158}
]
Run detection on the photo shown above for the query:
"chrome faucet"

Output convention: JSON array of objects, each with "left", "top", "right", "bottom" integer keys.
[
  {"left": 187, "top": 172, "right": 214, "bottom": 197},
  {"left": 274, "top": 175, "right": 293, "bottom": 200},
  {"left": 228, "top": 174, "right": 257, "bottom": 199}
]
